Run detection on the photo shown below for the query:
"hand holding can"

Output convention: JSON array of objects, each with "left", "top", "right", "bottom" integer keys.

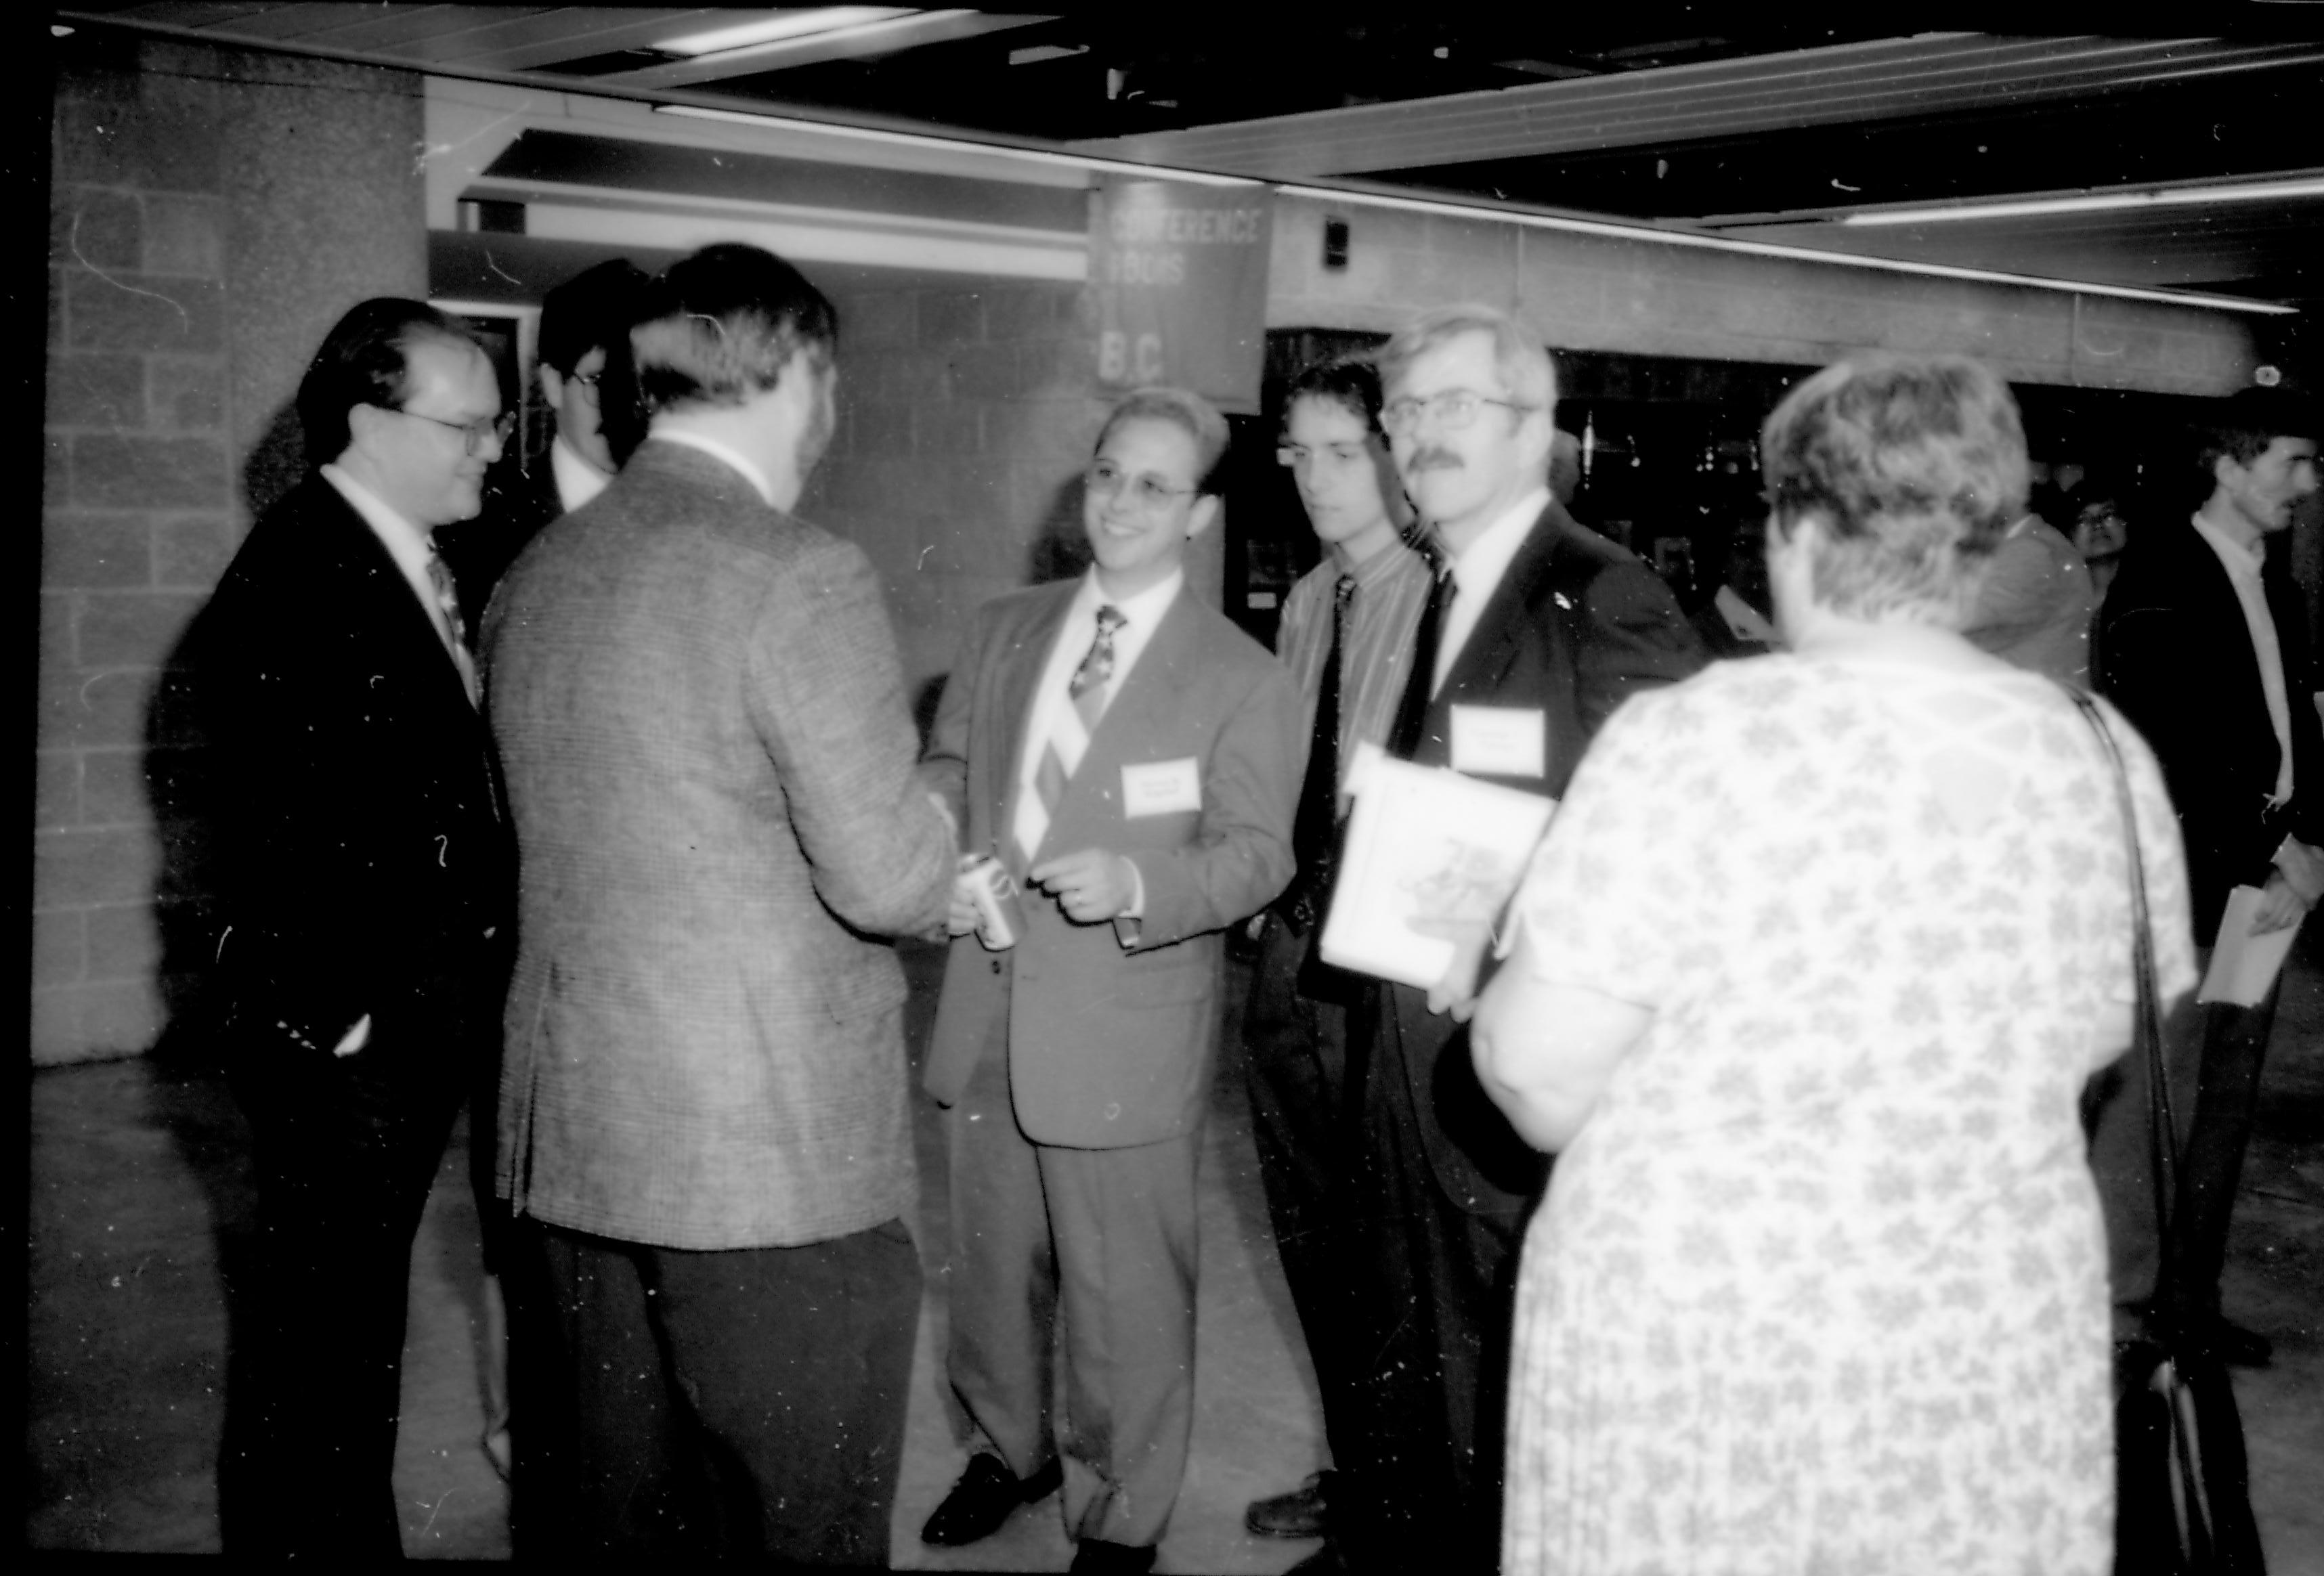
[{"left": 957, "top": 853, "right": 1027, "bottom": 950}]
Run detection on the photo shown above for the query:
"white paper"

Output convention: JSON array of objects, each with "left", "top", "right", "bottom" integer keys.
[
  {"left": 1318, "top": 756, "right": 1555, "bottom": 988},
  {"left": 1450, "top": 705, "right": 1547, "bottom": 778},
  {"left": 2197, "top": 884, "right": 2303, "bottom": 1007},
  {"left": 1121, "top": 757, "right": 1201, "bottom": 816}
]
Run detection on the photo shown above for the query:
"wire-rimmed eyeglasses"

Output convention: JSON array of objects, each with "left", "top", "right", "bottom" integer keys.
[
  {"left": 1085, "top": 460, "right": 1197, "bottom": 510},
  {"left": 393, "top": 407, "right": 516, "bottom": 455},
  {"left": 1379, "top": 389, "right": 1534, "bottom": 435}
]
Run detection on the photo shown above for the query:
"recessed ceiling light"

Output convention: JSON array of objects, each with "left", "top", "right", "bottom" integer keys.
[
  {"left": 654, "top": 9, "right": 916, "bottom": 59},
  {"left": 1844, "top": 177, "right": 2324, "bottom": 226}
]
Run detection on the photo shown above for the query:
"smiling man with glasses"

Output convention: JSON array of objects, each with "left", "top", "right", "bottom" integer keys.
[
  {"left": 188, "top": 298, "right": 517, "bottom": 1558},
  {"left": 1318, "top": 304, "right": 1705, "bottom": 1575},
  {"left": 917, "top": 386, "right": 1301, "bottom": 1575}
]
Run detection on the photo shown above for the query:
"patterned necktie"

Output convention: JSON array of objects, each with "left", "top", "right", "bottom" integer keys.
[
  {"left": 1281, "top": 575, "right": 1356, "bottom": 931},
  {"left": 1386, "top": 546, "right": 1454, "bottom": 760},
  {"left": 424, "top": 546, "right": 481, "bottom": 708},
  {"left": 1014, "top": 605, "right": 1127, "bottom": 864}
]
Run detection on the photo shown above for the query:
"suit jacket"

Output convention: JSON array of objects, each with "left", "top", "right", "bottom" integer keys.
[
  {"left": 483, "top": 440, "right": 955, "bottom": 1250},
  {"left": 2099, "top": 513, "right": 2324, "bottom": 945},
  {"left": 920, "top": 579, "right": 1301, "bottom": 1150},
  {"left": 435, "top": 456, "right": 562, "bottom": 620},
  {"left": 192, "top": 474, "right": 513, "bottom": 1059},
  {"left": 1387, "top": 499, "right": 1708, "bottom": 1210}
]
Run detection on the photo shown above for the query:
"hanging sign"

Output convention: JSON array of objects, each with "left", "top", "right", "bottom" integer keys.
[{"left": 1089, "top": 178, "right": 1272, "bottom": 413}]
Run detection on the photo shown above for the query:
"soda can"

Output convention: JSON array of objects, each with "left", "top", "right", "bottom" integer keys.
[{"left": 959, "top": 852, "right": 1027, "bottom": 951}]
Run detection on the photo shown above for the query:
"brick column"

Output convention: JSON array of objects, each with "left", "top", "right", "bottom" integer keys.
[{"left": 36, "top": 35, "right": 425, "bottom": 1064}]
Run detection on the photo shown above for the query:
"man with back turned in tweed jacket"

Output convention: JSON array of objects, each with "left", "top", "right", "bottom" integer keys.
[{"left": 482, "top": 243, "right": 955, "bottom": 1563}]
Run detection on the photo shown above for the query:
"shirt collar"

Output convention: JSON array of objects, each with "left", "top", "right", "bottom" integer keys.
[
  {"left": 320, "top": 463, "right": 435, "bottom": 579},
  {"left": 1078, "top": 563, "right": 1184, "bottom": 628},
  {"left": 1337, "top": 533, "right": 1424, "bottom": 592},
  {"left": 550, "top": 433, "right": 611, "bottom": 512},
  {"left": 1450, "top": 485, "right": 1551, "bottom": 589},
  {"left": 2191, "top": 510, "right": 2266, "bottom": 577},
  {"left": 649, "top": 427, "right": 777, "bottom": 507}
]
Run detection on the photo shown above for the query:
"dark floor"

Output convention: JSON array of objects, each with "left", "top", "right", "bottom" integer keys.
[{"left": 25, "top": 932, "right": 2324, "bottom": 1571}]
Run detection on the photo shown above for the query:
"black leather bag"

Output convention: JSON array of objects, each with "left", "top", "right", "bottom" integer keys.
[{"left": 2070, "top": 691, "right": 2267, "bottom": 1576}]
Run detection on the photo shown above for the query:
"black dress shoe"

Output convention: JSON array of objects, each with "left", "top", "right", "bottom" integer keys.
[
  {"left": 1070, "top": 1537, "right": 1157, "bottom": 1575},
  {"left": 1245, "top": 1469, "right": 1332, "bottom": 1537},
  {"left": 920, "top": 1453, "right": 1064, "bottom": 1546},
  {"left": 2211, "top": 1316, "right": 2274, "bottom": 1369}
]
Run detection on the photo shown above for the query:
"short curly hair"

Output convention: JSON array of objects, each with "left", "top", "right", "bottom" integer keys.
[
  {"left": 1761, "top": 353, "right": 2028, "bottom": 623},
  {"left": 630, "top": 244, "right": 836, "bottom": 414}
]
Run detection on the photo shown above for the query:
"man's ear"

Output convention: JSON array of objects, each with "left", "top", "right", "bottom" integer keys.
[
  {"left": 1186, "top": 494, "right": 1222, "bottom": 541},
  {"left": 539, "top": 365, "right": 567, "bottom": 409}
]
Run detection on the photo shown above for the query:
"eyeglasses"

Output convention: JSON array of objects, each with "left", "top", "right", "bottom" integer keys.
[
  {"left": 1085, "top": 460, "right": 1197, "bottom": 510},
  {"left": 393, "top": 408, "right": 515, "bottom": 455},
  {"left": 1379, "top": 389, "right": 1534, "bottom": 435}
]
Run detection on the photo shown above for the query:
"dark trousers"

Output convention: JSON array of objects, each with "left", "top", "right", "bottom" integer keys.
[
  {"left": 515, "top": 1213, "right": 922, "bottom": 1564},
  {"left": 1242, "top": 913, "right": 1368, "bottom": 1470},
  {"left": 1336, "top": 997, "right": 1528, "bottom": 1575},
  {"left": 2089, "top": 947, "right": 2283, "bottom": 1324},
  {"left": 220, "top": 1011, "right": 468, "bottom": 1560}
]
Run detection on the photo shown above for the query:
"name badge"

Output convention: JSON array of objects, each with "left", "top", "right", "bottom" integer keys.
[
  {"left": 1449, "top": 705, "right": 1546, "bottom": 779},
  {"left": 1121, "top": 757, "right": 1202, "bottom": 817}
]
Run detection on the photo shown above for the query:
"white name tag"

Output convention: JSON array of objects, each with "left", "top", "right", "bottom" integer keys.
[
  {"left": 1449, "top": 705, "right": 1546, "bottom": 778},
  {"left": 1121, "top": 756, "right": 1203, "bottom": 816}
]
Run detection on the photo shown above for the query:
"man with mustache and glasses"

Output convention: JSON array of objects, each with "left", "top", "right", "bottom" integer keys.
[{"left": 1322, "top": 305, "right": 1704, "bottom": 1575}]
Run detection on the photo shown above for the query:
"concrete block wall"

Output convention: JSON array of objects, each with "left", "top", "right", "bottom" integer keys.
[
  {"left": 804, "top": 280, "right": 1111, "bottom": 691},
  {"left": 1266, "top": 196, "right": 2257, "bottom": 398},
  {"left": 36, "top": 35, "right": 427, "bottom": 1065}
]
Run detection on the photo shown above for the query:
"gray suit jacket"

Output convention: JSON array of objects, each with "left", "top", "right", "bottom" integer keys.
[
  {"left": 483, "top": 440, "right": 954, "bottom": 1249},
  {"left": 919, "top": 579, "right": 1300, "bottom": 1149}
]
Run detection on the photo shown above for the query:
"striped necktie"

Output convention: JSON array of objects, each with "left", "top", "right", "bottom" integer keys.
[
  {"left": 424, "top": 546, "right": 481, "bottom": 708},
  {"left": 1014, "top": 605, "right": 1125, "bottom": 864}
]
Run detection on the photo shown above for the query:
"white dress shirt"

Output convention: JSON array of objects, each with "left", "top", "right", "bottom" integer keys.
[
  {"left": 320, "top": 463, "right": 467, "bottom": 681},
  {"left": 649, "top": 427, "right": 777, "bottom": 508},
  {"left": 2191, "top": 512, "right": 2296, "bottom": 806},
  {"left": 550, "top": 433, "right": 611, "bottom": 513},
  {"left": 1435, "top": 485, "right": 1551, "bottom": 694},
  {"left": 1012, "top": 567, "right": 1182, "bottom": 917}
]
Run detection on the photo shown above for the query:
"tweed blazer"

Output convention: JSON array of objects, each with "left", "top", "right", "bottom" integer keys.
[
  {"left": 1385, "top": 500, "right": 1707, "bottom": 1214},
  {"left": 483, "top": 440, "right": 955, "bottom": 1249},
  {"left": 192, "top": 474, "right": 513, "bottom": 1055},
  {"left": 920, "top": 578, "right": 1301, "bottom": 1149}
]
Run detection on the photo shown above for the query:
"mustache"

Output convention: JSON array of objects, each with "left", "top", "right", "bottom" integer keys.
[{"left": 1402, "top": 448, "right": 1463, "bottom": 473}]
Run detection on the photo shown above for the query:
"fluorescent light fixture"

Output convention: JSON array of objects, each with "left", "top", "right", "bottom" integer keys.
[
  {"left": 654, "top": 9, "right": 915, "bottom": 59},
  {"left": 654, "top": 102, "right": 1265, "bottom": 186},
  {"left": 650, "top": 105, "right": 2291, "bottom": 314},
  {"left": 1845, "top": 177, "right": 2324, "bottom": 227}
]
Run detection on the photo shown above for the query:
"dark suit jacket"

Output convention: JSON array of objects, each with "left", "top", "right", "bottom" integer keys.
[
  {"left": 1387, "top": 498, "right": 1708, "bottom": 1210},
  {"left": 435, "top": 456, "right": 561, "bottom": 621},
  {"left": 193, "top": 473, "right": 514, "bottom": 1059},
  {"left": 2099, "top": 514, "right": 2324, "bottom": 945},
  {"left": 920, "top": 579, "right": 1301, "bottom": 1150}
]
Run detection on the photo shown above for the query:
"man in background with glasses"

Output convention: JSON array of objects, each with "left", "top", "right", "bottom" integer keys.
[
  {"left": 190, "top": 299, "right": 517, "bottom": 1558},
  {"left": 439, "top": 257, "right": 649, "bottom": 614},
  {"left": 1327, "top": 305, "right": 1704, "bottom": 1574},
  {"left": 1239, "top": 356, "right": 1430, "bottom": 1551},
  {"left": 918, "top": 387, "right": 1301, "bottom": 1575}
]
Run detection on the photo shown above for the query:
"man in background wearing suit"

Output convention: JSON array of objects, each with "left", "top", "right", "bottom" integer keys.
[
  {"left": 2096, "top": 387, "right": 2324, "bottom": 1367},
  {"left": 195, "top": 299, "right": 516, "bottom": 1558},
  {"left": 437, "top": 257, "right": 649, "bottom": 613},
  {"left": 1240, "top": 357, "right": 1431, "bottom": 1546},
  {"left": 484, "top": 244, "right": 955, "bottom": 1562},
  {"left": 917, "top": 387, "right": 1301, "bottom": 1576},
  {"left": 1329, "top": 305, "right": 1706, "bottom": 1574}
]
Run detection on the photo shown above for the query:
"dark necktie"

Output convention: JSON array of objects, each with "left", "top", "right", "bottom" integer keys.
[
  {"left": 1280, "top": 574, "right": 1356, "bottom": 932},
  {"left": 1386, "top": 547, "right": 1455, "bottom": 760},
  {"left": 424, "top": 544, "right": 480, "bottom": 708}
]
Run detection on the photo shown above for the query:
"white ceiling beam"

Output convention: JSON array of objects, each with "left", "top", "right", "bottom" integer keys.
[{"left": 1067, "top": 34, "right": 2324, "bottom": 179}]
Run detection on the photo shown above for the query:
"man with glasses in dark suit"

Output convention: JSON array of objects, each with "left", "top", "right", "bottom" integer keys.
[{"left": 194, "top": 298, "right": 517, "bottom": 1558}]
